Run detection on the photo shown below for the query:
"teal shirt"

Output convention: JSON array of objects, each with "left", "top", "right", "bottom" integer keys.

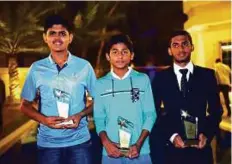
[{"left": 94, "top": 69, "right": 156, "bottom": 155}]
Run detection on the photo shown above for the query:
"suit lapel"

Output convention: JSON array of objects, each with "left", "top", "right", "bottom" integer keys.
[
  {"left": 167, "top": 66, "right": 182, "bottom": 96},
  {"left": 187, "top": 65, "right": 199, "bottom": 95}
]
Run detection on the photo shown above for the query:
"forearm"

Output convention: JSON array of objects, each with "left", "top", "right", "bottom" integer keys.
[
  {"left": 20, "top": 99, "right": 46, "bottom": 124},
  {"left": 136, "top": 129, "right": 149, "bottom": 148},
  {"left": 79, "top": 101, "right": 93, "bottom": 117},
  {"left": 99, "top": 131, "right": 112, "bottom": 146}
]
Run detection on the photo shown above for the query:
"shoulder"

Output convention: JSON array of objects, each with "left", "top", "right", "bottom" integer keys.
[
  {"left": 131, "top": 69, "right": 149, "bottom": 79},
  {"left": 130, "top": 69, "right": 152, "bottom": 85},
  {"left": 29, "top": 57, "right": 49, "bottom": 71},
  {"left": 154, "top": 66, "right": 172, "bottom": 79},
  {"left": 97, "top": 73, "right": 111, "bottom": 84},
  {"left": 71, "top": 55, "right": 92, "bottom": 67},
  {"left": 194, "top": 65, "right": 215, "bottom": 75}
]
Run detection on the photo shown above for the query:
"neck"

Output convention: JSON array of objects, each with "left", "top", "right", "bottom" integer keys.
[
  {"left": 113, "top": 67, "right": 129, "bottom": 78},
  {"left": 174, "top": 60, "right": 190, "bottom": 68},
  {"left": 51, "top": 51, "right": 68, "bottom": 67}
]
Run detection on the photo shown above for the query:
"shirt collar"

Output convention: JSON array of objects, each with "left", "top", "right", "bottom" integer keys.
[
  {"left": 111, "top": 67, "right": 132, "bottom": 80},
  {"left": 173, "top": 61, "right": 194, "bottom": 75},
  {"left": 48, "top": 51, "right": 72, "bottom": 65}
]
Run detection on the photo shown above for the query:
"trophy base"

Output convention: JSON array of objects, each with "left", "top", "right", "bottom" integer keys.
[
  {"left": 56, "top": 120, "right": 74, "bottom": 126},
  {"left": 119, "top": 147, "right": 129, "bottom": 156},
  {"left": 184, "top": 139, "right": 199, "bottom": 147}
]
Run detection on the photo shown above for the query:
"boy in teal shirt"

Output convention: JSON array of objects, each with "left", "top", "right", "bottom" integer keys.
[{"left": 94, "top": 34, "right": 156, "bottom": 164}]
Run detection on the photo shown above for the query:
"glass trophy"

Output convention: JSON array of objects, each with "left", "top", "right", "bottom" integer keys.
[
  {"left": 117, "top": 116, "right": 134, "bottom": 156},
  {"left": 53, "top": 88, "right": 73, "bottom": 125},
  {"left": 181, "top": 110, "right": 199, "bottom": 146}
]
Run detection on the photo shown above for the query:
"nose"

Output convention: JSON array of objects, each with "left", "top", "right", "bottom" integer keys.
[{"left": 178, "top": 45, "right": 185, "bottom": 52}]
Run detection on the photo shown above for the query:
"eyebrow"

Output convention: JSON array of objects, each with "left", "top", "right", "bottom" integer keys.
[
  {"left": 48, "top": 30, "right": 68, "bottom": 34},
  {"left": 110, "top": 48, "right": 129, "bottom": 51}
]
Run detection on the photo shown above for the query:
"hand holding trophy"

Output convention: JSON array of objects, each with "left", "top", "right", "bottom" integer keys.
[
  {"left": 54, "top": 88, "right": 74, "bottom": 126},
  {"left": 117, "top": 116, "right": 134, "bottom": 156},
  {"left": 181, "top": 110, "right": 199, "bottom": 147}
]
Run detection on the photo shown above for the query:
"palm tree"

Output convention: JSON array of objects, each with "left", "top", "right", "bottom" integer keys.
[
  {"left": 73, "top": 2, "right": 127, "bottom": 77},
  {"left": 0, "top": 1, "right": 65, "bottom": 102}
]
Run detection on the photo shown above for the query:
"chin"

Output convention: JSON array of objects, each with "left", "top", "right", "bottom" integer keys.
[{"left": 115, "top": 65, "right": 128, "bottom": 69}]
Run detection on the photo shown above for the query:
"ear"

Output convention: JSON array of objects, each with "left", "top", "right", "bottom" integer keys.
[
  {"left": 106, "top": 53, "right": 110, "bottom": 61},
  {"left": 69, "top": 33, "right": 73, "bottom": 43},
  {"left": 191, "top": 44, "right": 194, "bottom": 51},
  {"left": 131, "top": 53, "right": 134, "bottom": 60},
  {"left": 43, "top": 33, "right": 47, "bottom": 43},
  {"left": 168, "top": 48, "right": 172, "bottom": 56}
]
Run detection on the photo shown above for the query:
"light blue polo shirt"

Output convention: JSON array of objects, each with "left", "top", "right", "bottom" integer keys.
[{"left": 21, "top": 52, "right": 96, "bottom": 148}]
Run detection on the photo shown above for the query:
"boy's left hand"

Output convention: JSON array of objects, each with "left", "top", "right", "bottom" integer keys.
[
  {"left": 126, "top": 143, "right": 141, "bottom": 159},
  {"left": 63, "top": 113, "right": 83, "bottom": 129},
  {"left": 192, "top": 133, "right": 207, "bottom": 149}
]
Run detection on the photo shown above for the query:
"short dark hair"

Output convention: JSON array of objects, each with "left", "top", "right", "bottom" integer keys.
[
  {"left": 106, "top": 34, "right": 134, "bottom": 54},
  {"left": 168, "top": 30, "right": 193, "bottom": 47},
  {"left": 43, "top": 14, "right": 73, "bottom": 33}
]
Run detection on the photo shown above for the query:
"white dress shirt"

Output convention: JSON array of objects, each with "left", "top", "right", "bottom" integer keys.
[
  {"left": 111, "top": 67, "right": 132, "bottom": 80},
  {"left": 170, "top": 61, "right": 194, "bottom": 143}
]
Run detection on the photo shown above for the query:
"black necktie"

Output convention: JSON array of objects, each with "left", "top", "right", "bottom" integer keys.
[{"left": 179, "top": 69, "right": 188, "bottom": 98}]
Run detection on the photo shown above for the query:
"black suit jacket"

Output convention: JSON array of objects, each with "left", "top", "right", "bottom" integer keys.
[{"left": 152, "top": 65, "right": 222, "bottom": 144}]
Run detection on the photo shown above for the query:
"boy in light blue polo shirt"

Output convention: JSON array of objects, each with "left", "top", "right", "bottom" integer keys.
[
  {"left": 94, "top": 34, "right": 156, "bottom": 164},
  {"left": 20, "top": 15, "right": 96, "bottom": 164}
]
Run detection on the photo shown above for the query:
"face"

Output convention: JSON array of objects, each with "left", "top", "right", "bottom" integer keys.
[
  {"left": 43, "top": 25, "right": 73, "bottom": 53},
  {"left": 168, "top": 35, "right": 194, "bottom": 66},
  {"left": 106, "top": 43, "right": 134, "bottom": 70}
]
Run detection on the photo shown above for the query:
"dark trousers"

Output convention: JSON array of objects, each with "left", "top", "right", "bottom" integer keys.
[
  {"left": 219, "top": 85, "right": 231, "bottom": 116},
  {"left": 37, "top": 140, "right": 92, "bottom": 164},
  {"left": 165, "top": 145, "right": 213, "bottom": 164}
]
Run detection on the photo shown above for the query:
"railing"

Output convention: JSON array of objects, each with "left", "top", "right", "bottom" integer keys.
[{"left": 0, "top": 120, "right": 37, "bottom": 156}]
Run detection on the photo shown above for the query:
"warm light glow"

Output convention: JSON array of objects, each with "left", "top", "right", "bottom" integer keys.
[{"left": 221, "top": 45, "right": 232, "bottom": 50}]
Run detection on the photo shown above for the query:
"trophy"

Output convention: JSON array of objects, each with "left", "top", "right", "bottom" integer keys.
[
  {"left": 53, "top": 88, "right": 73, "bottom": 125},
  {"left": 117, "top": 116, "right": 134, "bottom": 155},
  {"left": 181, "top": 110, "right": 199, "bottom": 146}
]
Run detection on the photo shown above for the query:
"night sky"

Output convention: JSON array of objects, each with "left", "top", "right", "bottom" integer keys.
[
  {"left": 63, "top": 1, "right": 187, "bottom": 67},
  {"left": 0, "top": 1, "right": 187, "bottom": 67}
]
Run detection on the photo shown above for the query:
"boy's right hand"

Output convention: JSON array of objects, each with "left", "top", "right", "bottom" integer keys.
[
  {"left": 42, "top": 116, "right": 65, "bottom": 129},
  {"left": 104, "top": 140, "right": 122, "bottom": 158}
]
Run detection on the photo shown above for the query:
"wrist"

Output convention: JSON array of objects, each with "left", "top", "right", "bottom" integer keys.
[
  {"left": 101, "top": 133, "right": 111, "bottom": 146},
  {"left": 40, "top": 116, "right": 47, "bottom": 125},
  {"left": 135, "top": 142, "right": 142, "bottom": 149},
  {"left": 79, "top": 111, "right": 85, "bottom": 118}
]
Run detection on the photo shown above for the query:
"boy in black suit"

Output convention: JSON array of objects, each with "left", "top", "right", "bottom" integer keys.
[{"left": 152, "top": 30, "right": 222, "bottom": 164}]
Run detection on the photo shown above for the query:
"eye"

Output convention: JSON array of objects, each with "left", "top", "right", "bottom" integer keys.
[
  {"left": 110, "top": 50, "right": 118, "bottom": 55},
  {"left": 182, "top": 41, "right": 190, "bottom": 47},
  {"left": 48, "top": 31, "right": 56, "bottom": 36},
  {"left": 59, "top": 31, "right": 67, "bottom": 36},
  {"left": 172, "top": 43, "right": 179, "bottom": 48},
  {"left": 122, "top": 49, "right": 130, "bottom": 55}
]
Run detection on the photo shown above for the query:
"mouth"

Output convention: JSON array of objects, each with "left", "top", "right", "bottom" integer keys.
[
  {"left": 178, "top": 53, "right": 187, "bottom": 58},
  {"left": 53, "top": 40, "right": 63, "bottom": 45},
  {"left": 116, "top": 61, "right": 125, "bottom": 64}
]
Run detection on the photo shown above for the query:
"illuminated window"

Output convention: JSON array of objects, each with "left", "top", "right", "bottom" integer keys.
[{"left": 221, "top": 42, "right": 231, "bottom": 68}]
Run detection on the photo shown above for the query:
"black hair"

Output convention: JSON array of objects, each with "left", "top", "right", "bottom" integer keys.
[
  {"left": 168, "top": 30, "right": 193, "bottom": 47},
  {"left": 43, "top": 14, "right": 73, "bottom": 33},
  {"left": 106, "top": 34, "right": 134, "bottom": 54}
]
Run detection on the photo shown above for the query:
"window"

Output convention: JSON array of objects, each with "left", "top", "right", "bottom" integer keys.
[{"left": 221, "top": 42, "right": 231, "bottom": 68}]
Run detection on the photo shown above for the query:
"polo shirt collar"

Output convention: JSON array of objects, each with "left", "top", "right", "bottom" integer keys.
[{"left": 48, "top": 51, "right": 72, "bottom": 65}]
